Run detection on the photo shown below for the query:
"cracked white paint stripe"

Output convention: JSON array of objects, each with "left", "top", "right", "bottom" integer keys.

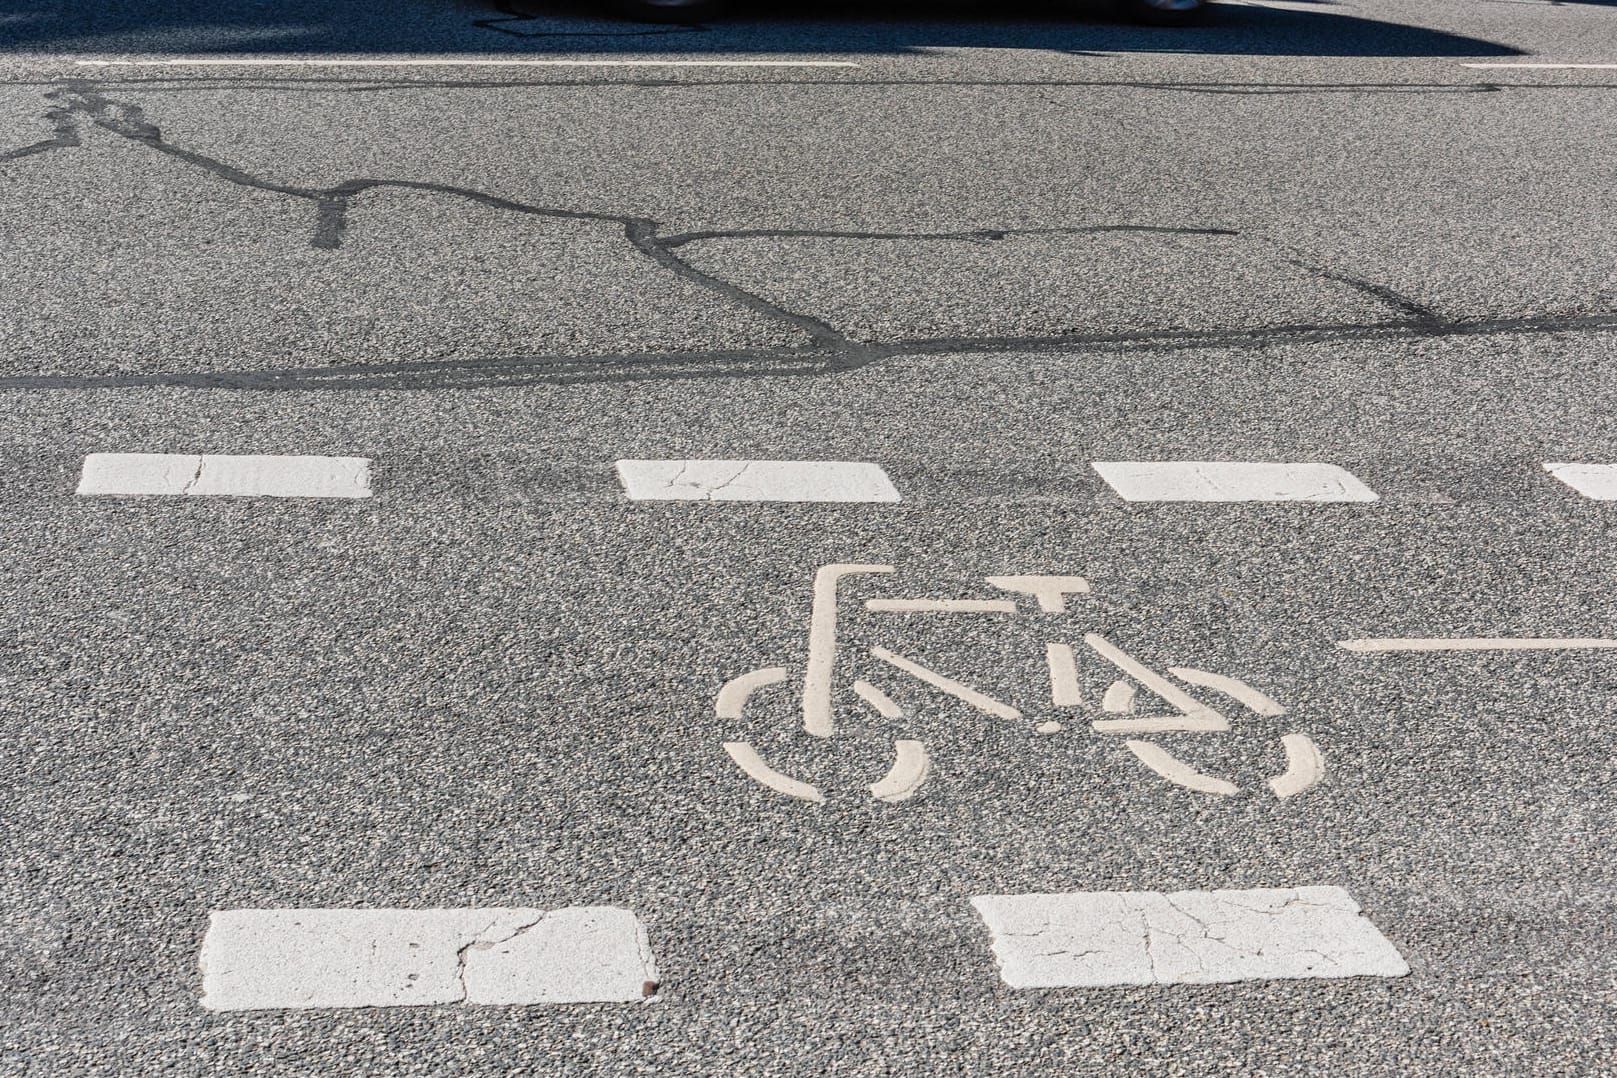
[
  {"left": 972, "top": 886, "right": 1407, "bottom": 989},
  {"left": 1091, "top": 461, "right": 1378, "bottom": 503},
  {"left": 78, "top": 453, "right": 372, "bottom": 499},
  {"left": 199, "top": 907, "right": 656, "bottom": 1011},
  {"left": 1543, "top": 462, "right": 1617, "bottom": 500},
  {"left": 615, "top": 460, "right": 899, "bottom": 502}
]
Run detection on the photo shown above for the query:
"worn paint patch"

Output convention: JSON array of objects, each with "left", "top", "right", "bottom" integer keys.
[
  {"left": 78, "top": 453, "right": 372, "bottom": 499},
  {"left": 971, "top": 886, "right": 1407, "bottom": 988},
  {"left": 1091, "top": 461, "right": 1377, "bottom": 503},
  {"left": 199, "top": 907, "right": 656, "bottom": 1011},
  {"left": 1543, "top": 462, "right": 1617, "bottom": 500},
  {"left": 614, "top": 460, "right": 899, "bottom": 502}
]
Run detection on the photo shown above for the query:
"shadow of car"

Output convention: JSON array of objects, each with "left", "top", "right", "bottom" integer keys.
[{"left": 611, "top": 0, "right": 1207, "bottom": 25}]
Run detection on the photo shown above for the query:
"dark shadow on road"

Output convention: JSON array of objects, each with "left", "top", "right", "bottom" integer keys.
[{"left": 0, "top": 0, "right": 1529, "bottom": 57}]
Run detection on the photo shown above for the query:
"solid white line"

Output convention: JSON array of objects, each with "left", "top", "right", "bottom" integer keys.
[
  {"left": 77, "top": 453, "right": 371, "bottom": 499},
  {"left": 75, "top": 58, "right": 861, "bottom": 68},
  {"left": 1461, "top": 63, "right": 1617, "bottom": 70},
  {"left": 1092, "top": 461, "right": 1378, "bottom": 503},
  {"left": 1543, "top": 462, "right": 1617, "bottom": 500},
  {"left": 1339, "top": 637, "right": 1617, "bottom": 653},
  {"left": 615, "top": 460, "right": 900, "bottom": 503},
  {"left": 971, "top": 886, "right": 1408, "bottom": 988},
  {"left": 199, "top": 907, "right": 657, "bottom": 1010}
]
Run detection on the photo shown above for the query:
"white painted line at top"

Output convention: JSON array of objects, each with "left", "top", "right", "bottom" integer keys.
[
  {"left": 1339, "top": 637, "right": 1617, "bottom": 654},
  {"left": 77, "top": 453, "right": 372, "bottom": 499},
  {"left": 75, "top": 58, "right": 860, "bottom": 68},
  {"left": 198, "top": 907, "right": 657, "bottom": 1011},
  {"left": 1091, "top": 461, "right": 1378, "bottom": 503},
  {"left": 864, "top": 598, "right": 1017, "bottom": 613},
  {"left": 1544, "top": 462, "right": 1617, "bottom": 500},
  {"left": 1461, "top": 63, "right": 1617, "bottom": 70},
  {"left": 971, "top": 886, "right": 1408, "bottom": 989},
  {"left": 615, "top": 460, "right": 899, "bottom": 503}
]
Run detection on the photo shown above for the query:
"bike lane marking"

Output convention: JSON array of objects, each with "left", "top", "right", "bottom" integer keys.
[
  {"left": 971, "top": 887, "right": 1407, "bottom": 989},
  {"left": 77, "top": 453, "right": 372, "bottom": 499},
  {"left": 1091, "top": 461, "right": 1378, "bottom": 503},
  {"left": 1543, "top": 462, "right": 1617, "bottom": 500},
  {"left": 716, "top": 565, "right": 1324, "bottom": 805},
  {"left": 615, "top": 460, "right": 899, "bottom": 503},
  {"left": 198, "top": 907, "right": 658, "bottom": 1011}
]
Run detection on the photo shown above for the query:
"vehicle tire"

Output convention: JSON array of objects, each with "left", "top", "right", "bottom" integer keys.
[
  {"left": 1118, "top": 0, "right": 1208, "bottom": 26},
  {"left": 610, "top": 0, "right": 725, "bottom": 23}
]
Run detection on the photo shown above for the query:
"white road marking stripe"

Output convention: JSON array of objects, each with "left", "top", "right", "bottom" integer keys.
[
  {"left": 1339, "top": 637, "right": 1617, "bottom": 653},
  {"left": 984, "top": 574, "right": 1090, "bottom": 613},
  {"left": 971, "top": 886, "right": 1407, "bottom": 988},
  {"left": 78, "top": 453, "right": 371, "bottom": 499},
  {"left": 615, "top": 460, "right": 899, "bottom": 503},
  {"left": 1084, "top": 634, "right": 1230, "bottom": 733},
  {"left": 871, "top": 646, "right": 1022, "bottom": 722},
  {"left": 1092, "top": 461, "right": 1378, "bottom": 503},
  {"left": 853, "top": 679, "right": 904, "bottom": 718},
  {"left": 867, "top": 740, "right": 930, "bottom": 803},
  {"left": 1543, "top": 462, "right": 1617, "bottom": 500},
  {"left": 76, "top": 58, "right": 860, "bottom": 68},
  {"left": 722, "top": 742, "right": 824, "bottom": 802},
  {"left": 715, "top": 667, "right": 787, "bottom": 720},
  {"left": 1268, "top": 733, "right": 1326, "bottom": 799},
  {"left": 864, "top": 599, "right": 1017, "bottom": 613},
  {"left": 199, "top": 907, "right": 657, "bottom": 1011},
  {"left": 1123, "top": 740, "right": 1239, "bottom": 796},
  {"left": 1167, "top": 667, "right": 1287, "bottom": 716},
  {"left": 1046, "top": 643, "right": 1082, "bottom": 708},
  {"left": 1461, "top": 63, "right": 1617, "bottom": 69},
  {"left": 806, "top": 564, "right": 893, "bottom": 738}
]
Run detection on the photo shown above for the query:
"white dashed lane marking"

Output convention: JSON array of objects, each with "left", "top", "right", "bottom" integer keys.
[
  {"left": 198, "top": 907, "right": 657, "bottom": 1011},
  {"left": 1544, "top": 462, "right": 1617, "bottom": 500},
  {"left": 971, "top": 886, "right": 1407, "bottom": 989},
  {"left": 1091, "top": 461, "right": 1378, "bottom": 503},
  {"left": 615, "top": 460, "right": 900, "bottom": 502},
  {"left": 77, "top": 453, "right": 372, "bottom": 499}
]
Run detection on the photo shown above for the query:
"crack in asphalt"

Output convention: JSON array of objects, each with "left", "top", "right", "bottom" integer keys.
[
  {"left": 2, "top": 80, "right": 1614, "bottom": 391},
  {"left": 23, "top": 82, "right": 852, "bottom": 351},
  {"left": 0, "top": 89, "right": 80, "bottom": 162},
  {"left": 659, "top": 223, "right": 1239, "bottom": 248},
  {"left": 10, "top": 76, "right": 1602, "bottom": 96}
]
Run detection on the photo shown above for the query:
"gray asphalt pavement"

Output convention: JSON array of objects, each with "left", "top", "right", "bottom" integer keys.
[{"left": 2, "top": 0, "right": 1615, "bottom": 1073}]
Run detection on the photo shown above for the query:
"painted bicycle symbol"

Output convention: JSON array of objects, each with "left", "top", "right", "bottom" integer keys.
[{"left": 717, "top": 564, "right": 1324, "bottom": 804}]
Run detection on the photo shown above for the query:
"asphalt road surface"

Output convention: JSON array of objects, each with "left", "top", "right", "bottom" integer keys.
[{"left": 3, "top": 0, "right": 1616, "bottom": 1073}]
